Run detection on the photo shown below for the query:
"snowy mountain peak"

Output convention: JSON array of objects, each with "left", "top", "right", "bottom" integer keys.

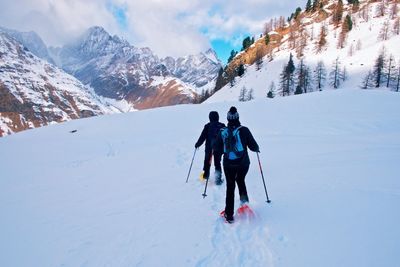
[
  {"left": 49, "top": 26, "right": 222, "bottom": 108},
  {"left": 203, "top": 48, "right": 220, "bottom": 64},
  {"left": 76, "top": 26, "right": 129, "bottom": 57},
  {"left": 0, "top": 32, "right": 117, "bottom": 136},
  {"left": 0, "top": 26, "right": 55, "bottom": 64}
]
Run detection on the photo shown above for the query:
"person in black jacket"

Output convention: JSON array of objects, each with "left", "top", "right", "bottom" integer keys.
[
  {"left": 214, "top": 106, "right": 259, "bottom": 223},
  {"left": 195, "top": 111, "right": 225, "bottom": 184}
]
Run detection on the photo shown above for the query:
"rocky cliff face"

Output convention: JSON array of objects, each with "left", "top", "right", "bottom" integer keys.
[
  {"left": 51, "top": 26, "right": 221, "bottom": 109},
  {"left": 0, "top": 32, "right": 117, "bottom": 136},
  {"left": 0, "top": 26, "right": 56, "bottom": 65}
]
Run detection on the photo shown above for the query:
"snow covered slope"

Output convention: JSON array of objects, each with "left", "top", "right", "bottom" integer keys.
[
  {"left": 208, "top": 0, "right": 400, "bottom": 103},
  {"left": 0, "top": 89, "right": 399, "bottom": 267},
  {"left": 0, "top": 32, "right": 119, "bottom": 136}
]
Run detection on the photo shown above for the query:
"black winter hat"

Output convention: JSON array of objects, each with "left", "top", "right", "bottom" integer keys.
[
  {"left": 209, "top": 111, "right": 219, "bottom": 122},
  {"left": 227, "top": 106, "right": 239, "bottom": 121}
]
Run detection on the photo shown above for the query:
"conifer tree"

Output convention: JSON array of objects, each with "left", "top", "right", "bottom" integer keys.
[
  {"left": 373, "top": 50, "right": 386, "bottom": 88},
  {"left": 330, "top": 58, "right": 342, "bottom": 89},
  {"left": 316, "top": 24, "right": 328, "bottom": 53},
  {"left": 361, "top": 3, "right": 370, "bottom": 22},
  {"left": 385, "top": 54, "right": 395, "bottom": 88},
  {"left": 279, "top": 53, "right": 296, "bottom": 96},
  {"left": 361, "top": 71, "right": 374, "bottom": 89},
  {"left": 265, "top": 33, "right": 270, "bottom": 45},
  {"left": 237, "top": 64, "right": 245, "bottom": 77},
  {"left": 247, "top": 88, "right": 254, "bottom": 101},
  {"left": 288, "top": 21, "right": 297, "bottom": 49},
  {"left": 295, "top": 59, "right": 306, "bottom": 94},
  {"left": 338, "top": 15, "right": 353, "bottom": 49},
  {"left": 213, "top": 67, "right": 225, "bottom": 93},
  {"left": 312, "top": 0, "right": 319, "bottom": 12},
  {"left": 345, "top": 15, "right": 353, "bottom": 31},
  {"left": 378, "top": 20, "right": 390, "bottom": 41},
  {"left": 227, "top": 50, "right": 237, "bottom": 63},
  {"left": 297, "top": 26, "right": 309, "bottom": 57},
  {"left": 306, "top": 0, "right": 312, "bottom": 12},
  {"left": 348, "top": 43, "right": 355, "bottom": 56},
  {"left": 294, "top": 7, "right": 302, "bottom": 20},
  {"left": 314, "top": 61, "right": 326, "bottom": 91},
  {"left": 255, "top": 46, "right": 264, "bottom": 71},
  {"left": 333, "top": 0, "right": 344, "bottom": 26},
  {"left": 242, "top": 37, "right": 253, "bottom": 51},
  {"left": 393, "top": 18, "right": 400, "bottom": 35},
  {"left": 391, "top": 2, "right": 398, "bottom": 20},
  {"left": 239, "top": 87, "right": 248, "bottom": 101},
  {"left": 267, "top": 81, "right": 276, "bottom": 98},
  {"left": 376, "top": 0, "right": 386, "bottom": 17},
  {"left": 348, "top": 0, "right": 360, "bottom": 11}
]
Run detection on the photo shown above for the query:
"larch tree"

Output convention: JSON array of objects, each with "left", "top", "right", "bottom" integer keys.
[
  {"left": 390, "top": 1, "right": 398, "bottom": 19},
  {"left": 376, "top": 0, "right": 386, "bottom": 17},
  {"left": 314, "top": 61, "right": 327, "bottom": 91},
  {"left": 279, "top": 53, "right": 296, "bottom": 96},
  {"left": 330, "top": 58, "right": 342, "bottom": 89},
  {"left": 332, "top": 0, "right": 344, "bottom": 26},
  {"left": 393, "top": 18, "right": 400, "bottom": 35},
  {"left": 373, "top": 49, "right": 386, "bottom": 88},
  {"left": 239, "top": 86, "right": 248, "bottom": 102},
  {"left": 316, "top": 24, "right": 328, "bottom": 53},
  {"left": 378, "top": 20, "right": 390, "bottom": 41},
  {"left": 385, "top": 54, "right": 395, "bottom": 88}
]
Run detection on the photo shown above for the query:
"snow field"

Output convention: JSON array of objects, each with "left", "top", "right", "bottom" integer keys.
[{"left": 0, "top": 89, "right": 399, "bottom": 266}]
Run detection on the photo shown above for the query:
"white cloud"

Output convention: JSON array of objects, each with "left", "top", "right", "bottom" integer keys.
[{"left": 0, "top": 0, "right": 305, "bottom": 57}]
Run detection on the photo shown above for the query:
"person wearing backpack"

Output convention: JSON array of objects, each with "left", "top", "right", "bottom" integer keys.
[
  {"left": 214, "top": 106, "right": 259, "bottom": 223},
  {"left": 195, "top": 111, "right": 226, "bottom": 184}
]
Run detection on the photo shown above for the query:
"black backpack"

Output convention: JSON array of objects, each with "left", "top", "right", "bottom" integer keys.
[{"left": 208, "top": 122, "right": 223, "bottom": 146}]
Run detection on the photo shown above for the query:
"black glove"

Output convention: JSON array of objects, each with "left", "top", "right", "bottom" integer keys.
[{"left": 195, "top": 143, "right": 200, "bottom": 149}]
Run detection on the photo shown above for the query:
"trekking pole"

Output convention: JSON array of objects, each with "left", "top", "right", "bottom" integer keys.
[
  {"left": 185, "top": 148, "right": 197, "bottom": 183},
  {"left": 257, "top": 152, "right": 271, "bottom": 203},
  {"left": 202, "top": 177, "right": 209, "bottom": 198}
]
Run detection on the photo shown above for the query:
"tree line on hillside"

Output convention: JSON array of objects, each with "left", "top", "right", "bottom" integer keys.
[
  {"left": 362, "top": 47, "right": 400, "bottom": 92},
  {"left": 194, "top": 0, "right": 400, "bottom": 103},
  {"left": 267, "top": 53, "right": 347, "bottom": 98}
]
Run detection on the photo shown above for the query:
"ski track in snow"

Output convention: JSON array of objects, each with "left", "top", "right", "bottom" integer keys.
[{"left": 195, "top": 173, "right": 274, "bottom": 267}]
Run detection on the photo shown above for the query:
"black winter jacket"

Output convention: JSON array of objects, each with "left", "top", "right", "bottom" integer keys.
[
  {"left": 214, "top": 122, "right": 259, "bottom": 167},
  {"left": 196, "top": 121, "right": 225, "bottom": 152}
]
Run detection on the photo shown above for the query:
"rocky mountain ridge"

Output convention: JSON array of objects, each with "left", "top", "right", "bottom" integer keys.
[
  {"left": 0, "top": 31, "right": 118, "bottom": 136},
  {"left": 50, "top": 26, "right": 222, "bottom": 109}
]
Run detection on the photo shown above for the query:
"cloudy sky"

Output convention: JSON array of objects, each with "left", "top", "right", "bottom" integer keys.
[{"left": 0, "top": 0, "right": 304, "bottom": 63}]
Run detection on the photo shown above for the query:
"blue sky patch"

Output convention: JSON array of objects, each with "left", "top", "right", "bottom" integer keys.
[{"left": 107, "top": 2, "right": 128, "bottom": 30}]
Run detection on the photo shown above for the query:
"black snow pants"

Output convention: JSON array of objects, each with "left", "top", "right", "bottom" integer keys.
[
  {"left": 223, "top": 163, "right": 250, "bottom": 218},
  {"left": 203, "top": 148, "right": 222, "bottom": 178}
]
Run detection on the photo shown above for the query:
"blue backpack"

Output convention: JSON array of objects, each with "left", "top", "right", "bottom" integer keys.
[{"left": 221, "top": 126, "right": 244, "bottom": 160}]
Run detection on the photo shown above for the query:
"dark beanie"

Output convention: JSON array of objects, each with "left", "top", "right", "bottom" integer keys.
[
  {"left": 227, "top": 106, "right": 239, "bottom": 121},
  {"left": 209, "top": 111, "right": 219, "bottom": 122}
]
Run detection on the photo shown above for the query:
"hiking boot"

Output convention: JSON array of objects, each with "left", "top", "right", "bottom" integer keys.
[
  {"left": 240, "top": 195, "right": 249, "bottom": 206},
  {"left": 215, "top": 170, "right": 223, "bottom": 185},
  {"left": 224, "top": 213, "right": 234, "bottom": 224}
]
